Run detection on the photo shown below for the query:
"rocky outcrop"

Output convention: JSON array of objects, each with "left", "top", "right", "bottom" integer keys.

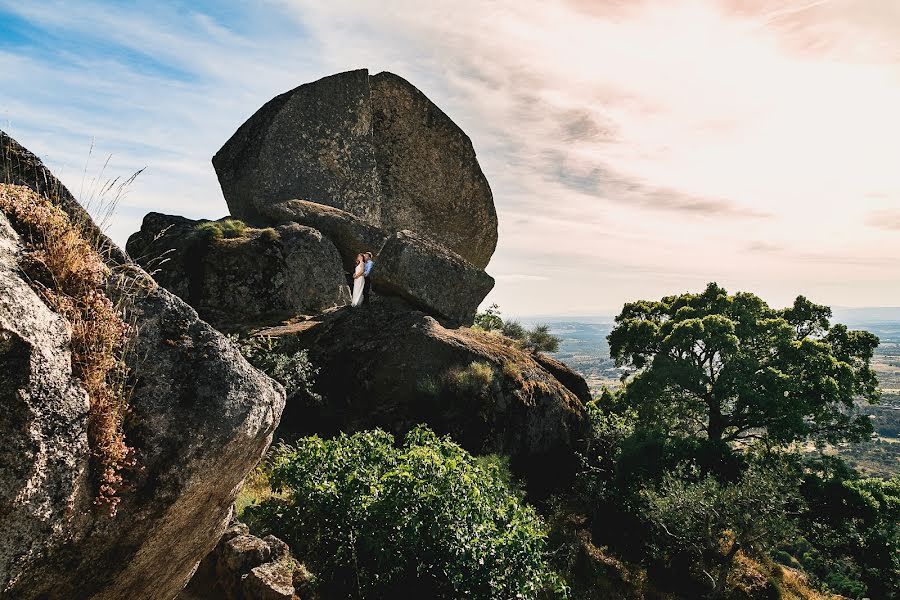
[
  {"left": 259, "top": 302, "right": 589, "bottom": 497},
  {"left": 0, "top": 212, "right": 90, "bottom": 597},
  {"left": 129, "top": 211, "right": 493, "bottom": 327},
  {"left": 533, "top": 353, "right": 593, "bottom": 404},
  {"left": 179, "top": 520, "right": 314, "bottom": 600},
  {"left": 126, "top": 212, "right": 349, "bottom": 328},
  {"left": 260, "top": 199, "right": 388, "bottom": 272},
  {"left": 212, "top": 69, "right": 497, "bottom": 269},
  {"left": 375, "top": 230, "right": 494, "bottom": 325},
  {"left": 0, "top": 131, "right": 285, "bottom": 600}
]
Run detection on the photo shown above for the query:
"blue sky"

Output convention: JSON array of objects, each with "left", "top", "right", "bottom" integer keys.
[{"left": 2, "top": 0, "right": 900, "bottom": 315}]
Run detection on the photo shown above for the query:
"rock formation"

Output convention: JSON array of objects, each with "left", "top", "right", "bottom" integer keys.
[
  {"left": 260, "top": 301, "right": 590, "bottom": 496},
  {"left": 128, "top": 69, "right": 499, "bottom": 326},
  {"left": 179, "top": 520, "right": 315, "bottom": 600},
  {"left": 0, "top": 131, "right": 285, "bottom": 600},
  {"left": 213, "top": 69, "right": 497, "bottom": 269},
  {"left": 126, "top": 212, "right": 349, "bottom": 328},
  {"left": 375, "top": 230, "right": 495, "bottom": 324}
]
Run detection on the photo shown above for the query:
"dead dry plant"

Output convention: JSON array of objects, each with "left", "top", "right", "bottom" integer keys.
[{"left": 0, "top": 183, "right": 135, "bottom": 515}]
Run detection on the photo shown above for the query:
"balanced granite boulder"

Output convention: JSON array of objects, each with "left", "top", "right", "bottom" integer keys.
[
  {"left": 257, "top": 301, "right": 590, "bottom": 497},
  {"left": 127, "top": 212, "right": 350, "bottom": 328},
  {"left": 0, "top": 132, "right": 285, "bottom": 600},
  {"left": 212, "top": 69, "right": 498, "bottom": 268},
  {"left": 375, "top": 230, "right": 494, "bottom": 325}
]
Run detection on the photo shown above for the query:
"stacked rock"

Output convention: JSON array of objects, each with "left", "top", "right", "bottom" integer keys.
[{"left": 129, "top": 69, "right": 497, "bottom": 327}]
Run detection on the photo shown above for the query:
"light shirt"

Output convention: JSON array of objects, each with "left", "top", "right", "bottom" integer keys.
[{"left": 364, "top": 259, "right": 374, "bottom": 277}]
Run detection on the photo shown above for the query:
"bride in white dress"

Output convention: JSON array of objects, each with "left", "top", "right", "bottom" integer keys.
[{"left": 350, "top": 253, "right": 365, "bottom": 307}]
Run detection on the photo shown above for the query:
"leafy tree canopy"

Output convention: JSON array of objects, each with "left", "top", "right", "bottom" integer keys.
[{"left": 608, "top": 283, "right": 879, "bottom": 448}]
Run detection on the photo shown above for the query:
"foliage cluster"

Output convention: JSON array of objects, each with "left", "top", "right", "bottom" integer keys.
[
  {"left": 569, "top": 283, "right": 896, "bottom": 599},
  {"left": 230, "top": 334, "right": 319, "bottom": 400},
  {"left": 243, "top": 427, "right": 564, "bottom": 599},
  {"left": 474, "top": 303, "right": 561, "bottom": 353},
  {"left": 0, "top": 184, "right": 135, "bottom": 514}
]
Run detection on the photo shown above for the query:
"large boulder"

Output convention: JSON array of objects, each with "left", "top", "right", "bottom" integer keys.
[
  {"left": 0, "top": 132, "right": 285, "bottom": 600},
  {"left": 374, "top": 230, "right": 494, "bottom": 325},
  {"left": 260, "top": 199, "right": 388, "bottom": 272},
  {"left": 212, "top": 69, "right": 498, "bottom": 269},
  {"left": 126, "top": 212, "right": 350, "bottom": 328},
  {"left": 259, "top": 302, "right": 589, "bottom": 497}
]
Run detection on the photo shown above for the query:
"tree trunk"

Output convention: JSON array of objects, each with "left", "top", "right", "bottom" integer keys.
[
  {"left": 710, "top": 543, "right": 740, "bottom": 599},
  {"left": 707, "top": 401, "right": 725, "bottom": 445}
]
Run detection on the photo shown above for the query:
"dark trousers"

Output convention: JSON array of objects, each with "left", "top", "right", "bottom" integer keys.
[{"left": 363, "top": 276, "right": 371, "bottom": 304}]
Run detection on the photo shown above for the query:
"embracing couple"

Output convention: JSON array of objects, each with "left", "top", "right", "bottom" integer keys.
[{"left": 350, "top": 251, "right": 373, "bottom": 307}]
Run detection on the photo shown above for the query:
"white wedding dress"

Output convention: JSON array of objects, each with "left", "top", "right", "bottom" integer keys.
[{"left": 351, "top": 262, "right": 365, "bottom": 307}]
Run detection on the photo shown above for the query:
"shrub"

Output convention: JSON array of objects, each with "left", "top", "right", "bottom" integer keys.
[
  {"left": 243, "top": 427, "right": 563, "bottom": 599},
  {"left": 523, "top": 324, "right": 561, "bottom": 353},
  {"left": 196, "top": 218, "right": 247, "bottom": 240},
  {"left": 473, "top": 303, "right": 503, "bottom": 331},
  {"left": 641, "top": 460, "right": 800, "bottom": 598},
  {"left": 0, "top": 184, "right": 135, "bottom": 514},
  {"left": 231, "top": 334, "right": 319, "bottom": 400},
  {"left": 449, "top": 360, "right": 495, "bottom": 397},
  {"left": 502, "top": 318, "right": 527, "bottom": 340}
]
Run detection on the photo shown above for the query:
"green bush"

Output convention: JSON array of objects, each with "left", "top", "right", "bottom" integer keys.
[
  {"left": 196, "top": 218, "right": 247, "bottom": 240},
  {"left": 231, "top": 334, "right": 319, "bottom": 400},
  {"left": 473, "top": 303, "right": 503, "bottom": 331},
  {"left": 641, "top": 460, "right": 800, "bottom": 598},
  {"left": 449, "top": 360, "right": 495, "bottom": 397},
  {"left": 524, "top": 324, "right": 561, "bottom": 353},
  {"left": 243, "top": 427, "right": 564, "bottom": 599},
  {"left": 502, "top": 319, "right": 527, "bottom": 340}
]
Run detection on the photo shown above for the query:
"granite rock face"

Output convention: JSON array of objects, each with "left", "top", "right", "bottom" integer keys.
[
  {"left": 262, "top": 302, "right": 590, "bottom": 497},
  {"left": 179, "top": 520, "right": 313, "bottom": 600},
  {"left": 0, "top": 131, "right": 285, "bottom": 600},
  {"left": 260, "top": 199, "right": 388, "bottom": 272},
  {"left": 0, "top": 212, "right": 91, "bottom": 598},
  {"left": 375, "top": 230, "right": 494, "bottom": 325},
  {"left": 212, "top": 69, "right": 497, "bottom": 269},
  {"left": 126, "top": 212, "right": 350, "bottom": 328},
  {"left": 370, "top": 71, "right": 497, "bottom": 269}
]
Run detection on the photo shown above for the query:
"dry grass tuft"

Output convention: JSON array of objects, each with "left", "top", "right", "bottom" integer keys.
[{"left": 0, "top": 183, "right": 135, "bottom": 515}]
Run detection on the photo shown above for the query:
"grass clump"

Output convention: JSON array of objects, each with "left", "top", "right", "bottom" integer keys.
[
  {"left": 243, "top": 427, "right": 565, "bottom": 599},
  {"left": 448, "top": 360, "right": 495, "bottom": 397},
  {"left": 196, "top": 218, "right": 247, "bottom": 241},
  {"left": 0, "top": 184, "right": 134, "bottom": 514}
]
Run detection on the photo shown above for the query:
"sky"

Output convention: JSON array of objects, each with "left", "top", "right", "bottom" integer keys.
[{"left": 1, "top": 0, "right": 899, "bottom": 316}]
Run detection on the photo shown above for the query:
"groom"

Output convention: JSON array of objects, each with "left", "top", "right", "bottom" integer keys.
[{"left": 363, "top": 251, "right": 374, "bottom": 304}]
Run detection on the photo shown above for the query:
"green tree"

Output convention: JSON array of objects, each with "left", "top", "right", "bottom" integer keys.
[
  {"left": 608, "top": 283, "right": 879, "bottom": 450},
  {"left": 642, "top": 459, "right": 800, "bottom": 599},
  {"left": 791, "top": 456, "right": 900, "bottom": 599}
]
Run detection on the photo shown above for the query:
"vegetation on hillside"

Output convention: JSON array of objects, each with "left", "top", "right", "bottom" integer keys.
[
  {"left": 566, "top": 283, "right": 898, "bottom": 599},
  {"left": 475, "top": 303, "right": 561, "bottom": 353},
  {"left": 230, "top": 283, "right": 896, "bottom": 599},
  {"left": 230, "top": 333, "right": 319, "bottom": 399},
  {"left": 242, "top": 427, "right": 564, "bottom": 599},
  {"left": 0, "top": 184, "right": 136, "bottom": 514}
]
